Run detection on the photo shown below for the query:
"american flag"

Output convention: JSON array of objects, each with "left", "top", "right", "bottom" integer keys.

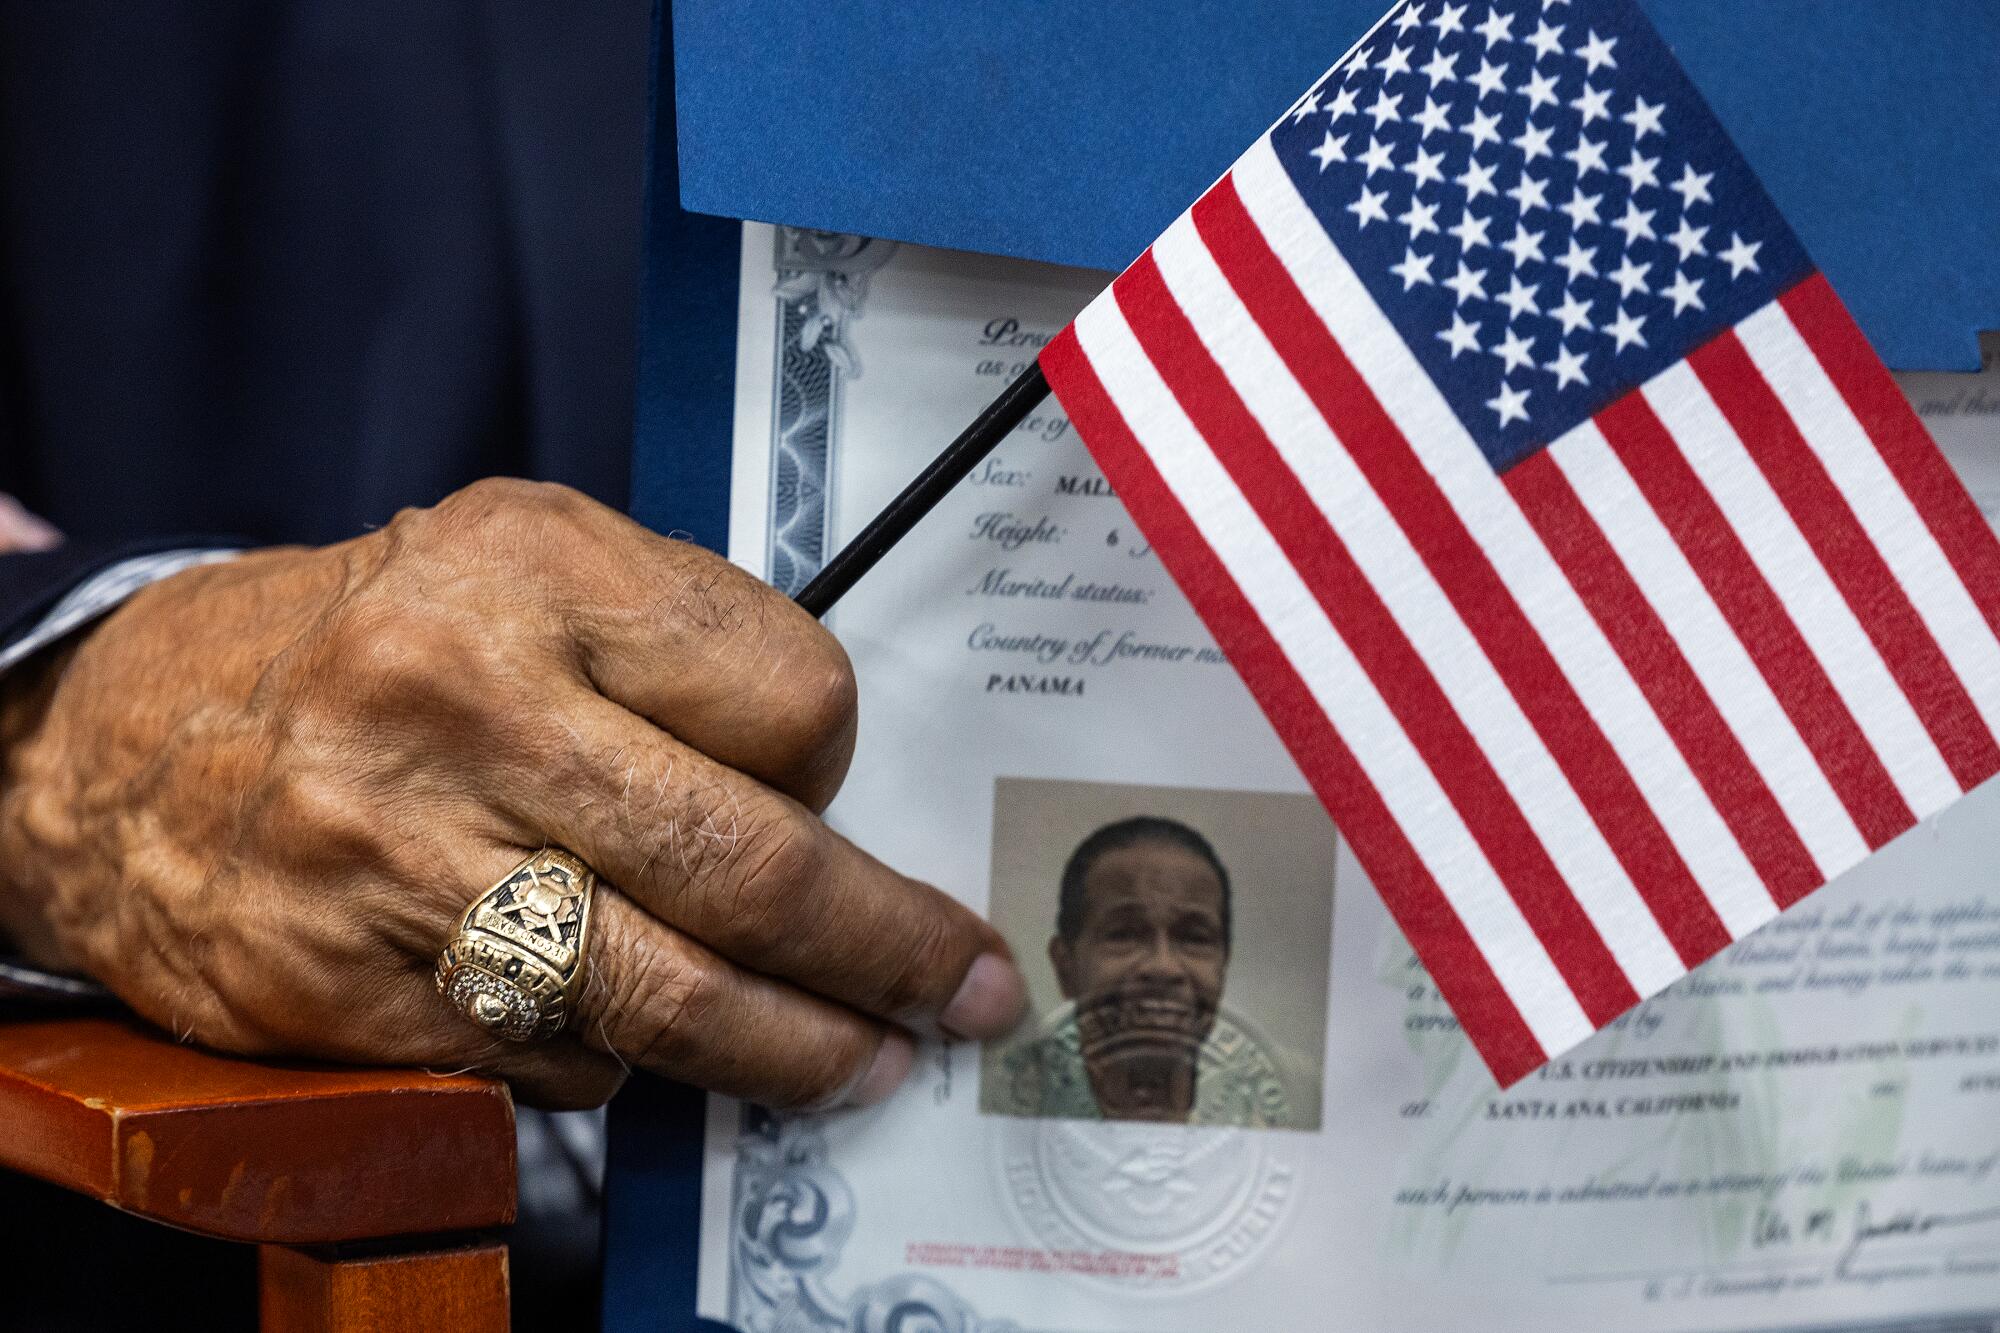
[{"left": 1040, "top": 0, "right": 2000, "bottom": 1085}]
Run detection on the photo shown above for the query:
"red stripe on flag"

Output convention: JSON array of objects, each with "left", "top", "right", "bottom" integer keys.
[
  {"left": 1692, "top": 332, "right": 2000, "bottom": 792},
  {"left": 1780, "top": 274, "right": 2000, "bottom": 646},
  {"left": 1114, "top": 253, "right": 1638, "bottom": 1025},
  {"left": 1039, "top": 325, "right": 1549, "bottom": 1085},
  {"left": 1595, "top": 391, "right": 1915, "bottom": 848},
  {"left": 1506, "top": 450, "right": 1817, "bottom": 907},
  {"left": 1193, "top": 177, "right": 1728, "bottom": 968}
]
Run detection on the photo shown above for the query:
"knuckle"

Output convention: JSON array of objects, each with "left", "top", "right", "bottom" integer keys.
[
  {"left": 258, "top": 767, "right": 383, "bottom": 862},
  {"left": 868, "top": 901, "right": 961, "bottom": 1016},
  {"left": 602, "top": 945, "right": 715, "bottom": 1072},
  {"left": 660, "top": 546, "right": 763, "bottom": 637},
  {"left": 434, "top": 478, "right": 593, "bottom": 558},
  {"left": 451, "top": 475, "right": 576, "bottom": 519},
  {"left": 328, "top": 604, "right": 451, "bottom": 681},
  {"left": 715, "top": 808, "right": 823, "bottom": 952},
  {"left": 779, "top": 1033, "right": 873, "bottom": 1111},
  {"left": 781, "top": 633, "right": 859, "bottom": 761}
]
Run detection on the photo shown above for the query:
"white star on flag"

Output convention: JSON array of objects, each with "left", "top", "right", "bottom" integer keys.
[
  {"left": 1399, "top": 196, "right": 1442, "bottom": 237},
  {"left": 1565, "top": 136, "right": 1609, "bottom": 177},
  {"left": 1507, "top": 172, "right": 1551, "bottom": 213},
  {"left": 1445, "top": 259, "right": 1490, "bottom": 305},
  {"left": 1485, "top": 377, "right": 1532, "bottom": 424},
  {"left": 1617, "top": 148, "right": 1661, "bottom": 193},
  {"left": 1348, "top": 182, "right": 1390, "bottom": 227},
  {"left": 1413, "top": 96, "right": 1454, "bottom": 137},
  {"left": 1457, "top": 156, "right": 1501, "bottom": 200},
  {"left": 1502, "top": 224, "right": 1547, "bottom": 268},
  {"left": 1572, "top": 82, "right": 1612, "bottom": 125},
  {"left": 1463, "top": 105, "right": 1505, "bottom": 149},
  {"left": 1494, "top": 325, "right": 1539, "bottom": 371},
  {"left": 1449, "top": 207, "right": 1494, "bottom": 249},
  {"left": 1310, "top": 131, "right": 1350, "bottom": 171},
  {"left": 1671, "top": 162, "right": 1716, "bottom": 209},
  {"left": 1430, "top": 1, "right": 1466, "bottom": 37},
  {"left": 1546, "top": 340, "right": 1590, "bottom": 387},
  {"left": 1405, "top": 143, "right": 1448, "bottom": 188},
  {"left": 1469, "top": 57, "right": 1509, "bottom": 98},
  {"left": 1721, "top": 231, "right": 1763, "bottom": 276},
  {"left": 1390, "top": 245, "right": 1436, "bottom": 288},
  {"left": 1474, "top": 8, "right": 1516, "bottom": 45},
  {"left": 1614, "top": 199, "right": 1657, "bottom": 245},
  {"left": 1622, "top": 93, "right": 1666, "bottom": 138},
  {"left": 1668, "top": 217, "right": 1710, "bottom": 262},
  {"left": 1437, "top": 311, "right": 1484, "bottom": 356},
  {"left": 1605, "top": 303, "right": 1647, "bottom": 349},
  {"left": 1610, "top": 253, "right": 1651, "bottom": 297},
  {"left": 1578, "top": 29, "right": 1618, "bottom": 72},
  {"left": 1499, "top": 273, "right": 1541, "bottom": 319},
  {"left": 1551, "top": 288, "right": 1595, "bottom": 333},
  {"left": 1560, "top": 188, "right": 1603, "bottom": 230},
  {"left": 1664, "top": 268, "right": 1706, "bottom": 314},
  {"left": 1557, "top": 236, "right": 1598, "bottom": 281}
]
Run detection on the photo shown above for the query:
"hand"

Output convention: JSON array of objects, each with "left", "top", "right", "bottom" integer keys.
[
  {"left": 0, "top": 479, "right": 1025, "bottom": 1108},
  {"left": 0, "top": 494, "right": 60, "bottom": 553}
]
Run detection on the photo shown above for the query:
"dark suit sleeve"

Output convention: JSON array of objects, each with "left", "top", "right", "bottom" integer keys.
[{"left": 0, "top": 541, "right": 191, "bottom": 650}]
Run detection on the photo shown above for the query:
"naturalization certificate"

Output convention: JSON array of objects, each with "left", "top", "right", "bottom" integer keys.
[{"left": 695, "top": 224, "right": 2000, "bottom": 1332}]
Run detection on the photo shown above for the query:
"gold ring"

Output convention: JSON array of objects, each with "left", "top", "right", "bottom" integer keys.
[{"left": 435, "top": 848, "right": 597, "bottom": 1042}]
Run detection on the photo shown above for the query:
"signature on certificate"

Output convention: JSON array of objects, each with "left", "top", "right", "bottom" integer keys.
[{"left": 1835, "top": 1198, "right": 2000, "bottom": 1280}]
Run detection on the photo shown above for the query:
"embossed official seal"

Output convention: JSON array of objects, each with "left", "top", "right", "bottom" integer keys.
[
  {"left": 994, "top": 1001, "right": 1305, "bottom": 1129},
  {"left": 994, "top": 1003, "right": 1303, "bottom": 1294}
]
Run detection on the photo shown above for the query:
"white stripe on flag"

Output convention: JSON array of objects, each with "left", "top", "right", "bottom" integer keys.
[
  {"left": 1230, "top": 137, "right": 1776, "bottom": 942},
  {"left": 1737, "top": 302, "right": 2000, "bottom": 742},
  {"left": 1149, "top": 215, "right": 1684, "bottom": 993},
  {"left": 1071, "top": 290, "right": 1595, "bottom": 1055},
  {"left": 1642, "top": 364, "right": 1961, "bottom": 817},
  {"left": 1546, "top": 421, "right": 1867, "bottom": 882}
]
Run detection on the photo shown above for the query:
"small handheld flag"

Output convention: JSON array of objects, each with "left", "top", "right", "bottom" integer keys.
[{"left": 806, "top": 0, "right": 2000, "bottom": 1086}]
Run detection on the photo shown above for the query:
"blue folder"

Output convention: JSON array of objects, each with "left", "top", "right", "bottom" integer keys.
[
  {"left": 608, "top": 5, "right": 2000, "bottom": 1328},
  {"left": 672, "top": 0, "right": 1998, "bottom": 373}
]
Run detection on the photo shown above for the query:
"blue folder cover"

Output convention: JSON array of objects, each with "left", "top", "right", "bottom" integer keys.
[{"left": 672, "top": 0, "right": 1999, "bottom": 370}]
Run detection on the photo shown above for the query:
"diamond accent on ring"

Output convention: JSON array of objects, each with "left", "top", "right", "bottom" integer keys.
[{"left": 441, "top": 967, "right": 542, "bottom": 1041}]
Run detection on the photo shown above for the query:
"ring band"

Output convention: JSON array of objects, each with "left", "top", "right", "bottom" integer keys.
[{"left": 435, "top": 848, "right": 597, "bottom": 1042}]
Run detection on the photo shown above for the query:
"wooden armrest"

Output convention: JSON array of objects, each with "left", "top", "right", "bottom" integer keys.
[{"left": 0, "top": 1016, "right": 515, "bottom": 1246}]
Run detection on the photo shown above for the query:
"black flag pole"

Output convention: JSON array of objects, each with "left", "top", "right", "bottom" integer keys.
[{"left": 792, "top": 362, "right": 1051, "bottom": 618}]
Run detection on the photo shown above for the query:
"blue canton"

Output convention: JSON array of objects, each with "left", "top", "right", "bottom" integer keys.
[{"left": 1267, "top": 0, "right": 1811, "bottom": 472}]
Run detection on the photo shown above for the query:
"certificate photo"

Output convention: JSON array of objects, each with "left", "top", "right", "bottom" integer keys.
[{"left": 981, "top": 777, "right": 1335, "bottom": 1132}]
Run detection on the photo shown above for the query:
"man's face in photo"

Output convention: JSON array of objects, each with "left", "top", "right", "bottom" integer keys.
[{"left": 1050, "top": 838, "right": 1229, "bottom": 1119}]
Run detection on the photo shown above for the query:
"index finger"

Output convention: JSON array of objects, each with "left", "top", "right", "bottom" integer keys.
[
  {"left": 516, "top": 489, "right": 858, "bottom": 810},
  {"left": 511, "top": 688, "right": 1027, "bottom": 1040}
]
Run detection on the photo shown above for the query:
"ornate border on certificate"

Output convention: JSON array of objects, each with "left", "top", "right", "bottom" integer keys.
[
  {"left": 734, "top": 225, "right": 1010, "bottom": 1333},
  {"left": 764, "top": 228, "right": 895, "bottom": 596},
  {"left": 725, "top": 1109, "right": 1018, "bottom": 1333}
]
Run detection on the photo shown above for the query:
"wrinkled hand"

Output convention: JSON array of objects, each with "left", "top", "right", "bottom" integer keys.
[{"left": 0, "top": 480, "right": 1024, "bottom": 1108}]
